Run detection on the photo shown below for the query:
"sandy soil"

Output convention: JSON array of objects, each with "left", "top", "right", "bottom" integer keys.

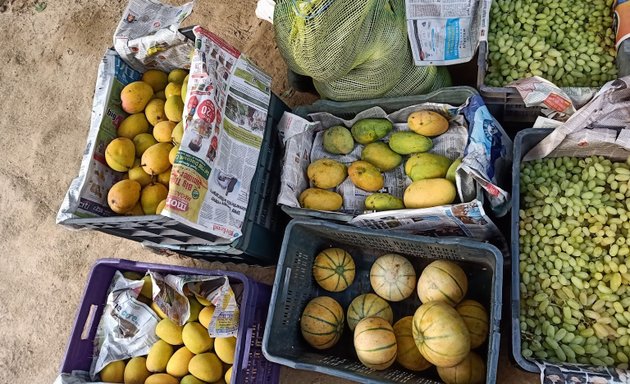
[{"left": 0, "top": 0, "right": 536, "bottom": 383}]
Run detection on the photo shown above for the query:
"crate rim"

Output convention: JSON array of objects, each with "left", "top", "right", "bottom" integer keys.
[{"left": 262, "top": 218, "right": 504, "bottom": 382}]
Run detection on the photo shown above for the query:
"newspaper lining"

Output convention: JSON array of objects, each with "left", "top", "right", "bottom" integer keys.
[
  {"left": 277, "top": 94, "right": 512, "bottom": 247},
  {"left": 161, "top": 26, "right": 272, "bottom": 242},
  {"left": 405, "top": 0, "right": 491, "bottom": 66}
]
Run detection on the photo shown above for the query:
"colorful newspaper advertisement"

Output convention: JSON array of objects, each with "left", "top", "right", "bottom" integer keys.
[
  {"left": 162, "top": 26, "right": 272, "bottom": 242},
  {"left": 405, "top": 0, "right": 491, "bottom": 65}
]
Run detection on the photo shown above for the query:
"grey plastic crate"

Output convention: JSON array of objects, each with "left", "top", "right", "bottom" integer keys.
[
  {"left": 283, "top": 86, "right": 478, "bottom": 223},
  {"left": 263, "top": 219, "right": 503, "bottom": 383}
]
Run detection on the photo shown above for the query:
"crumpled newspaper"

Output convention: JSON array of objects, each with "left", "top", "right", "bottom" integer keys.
[
  {"left": 113, "top": 0, "right": 194, "bottom": 72},
  {"left": 523, "top": 77, "right": 630, "bottom": 162}
]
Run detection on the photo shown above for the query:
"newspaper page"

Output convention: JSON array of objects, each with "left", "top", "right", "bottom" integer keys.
[
  {"left": 405, "top": 0, "right": 491, "bottom": 66},
  {"left": 113, "top": 0, "right": 194, "bottom": 72},
  {"left": 507, "top": 76, "right": 601, "bottom": 116},
  {"left": 161, "top": 26, "right": 272, "bottom": 242},
  {"left": 523, "top": 77, "right": 630, "bottom": 162},
  {"left": 277, "top": 96, "right": 511, "bottom": 245},
  {"left": 90, "top": 272, "right": 159, "bottom": 378}
]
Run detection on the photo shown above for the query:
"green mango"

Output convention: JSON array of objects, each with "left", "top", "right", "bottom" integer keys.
[
  {"left": 365, "top": 193, "right": 404, "bottom": 211},
  {"left": 405, "top": 153, "right": 452, "bottom": 181},
  {"left": 361, "top": 142, "right": 402, "bottom": 171},
  {"left": 388, "top": 131, "right": 432, "bottom": 155},
  {"left": 351, "top": 118, "right": 393, "bottom": 145}
]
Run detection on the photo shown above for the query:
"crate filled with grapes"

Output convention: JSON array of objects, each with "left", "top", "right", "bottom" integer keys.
[{"left": 512, "top": 124, "right": 630, "bottom": 376}]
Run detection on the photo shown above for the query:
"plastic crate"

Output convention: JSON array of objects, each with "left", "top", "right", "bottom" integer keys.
[
  {"left": 263, "top": 219, "right": 503, "bottom": 383},
  {"left": 510, "top": 128, "right": 553, "bottom": 372},
  {"left": 62, "top": 48, "right": 290, "bottom": 265},
  {"left": 476, "top": 41, "right": 543, "bottom": 126},
  {"left": 60, "top": 258, "right": 280, "bottom": 383},
  {"left": 282, "top": 86, "right": 478, "bottom": 223}
]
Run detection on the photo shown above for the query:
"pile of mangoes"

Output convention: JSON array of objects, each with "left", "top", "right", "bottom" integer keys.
[
  {"left": 300, "top": 111, "right": 461, "bottom": 212},
  {"left": 98, "top": 272, "right": 235, "bottom": 384},
  {"left": 105, "top": 68, "right": 189, "bottom": 216}
]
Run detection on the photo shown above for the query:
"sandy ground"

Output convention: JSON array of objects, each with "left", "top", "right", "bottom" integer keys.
[{"left": 0, "top": 0, "right": 537, "bottom": 383}]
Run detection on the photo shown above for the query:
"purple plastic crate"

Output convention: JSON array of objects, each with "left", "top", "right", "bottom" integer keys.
[{"left": 60, "top": 258, "right": 280, "bottom": 383}]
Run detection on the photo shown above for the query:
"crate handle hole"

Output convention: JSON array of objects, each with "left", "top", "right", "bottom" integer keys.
[{"left": 81, "top": 304, "right": 98, "bottom": 340}]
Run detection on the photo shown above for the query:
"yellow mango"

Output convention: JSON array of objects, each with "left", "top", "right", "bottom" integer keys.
[
  {"left": 181, "top": 374, "right": 206, "bottom": 384},
  {"left": 146, "top": 340, "right": 174, "bottom": 372},
  {"left": 189, "top": 353, "right": 223, "bottom": 382},
  {"left": 100, "top": 360, "right": 125, "bottom": 383},
  {"left": 142, "top": 142, "right": 173, "bottom": 175},
  {"left": 128, "top": 159, "right": 152, "bottom": 187},
  {"left": 199, "top": 305, "right": 215, "bottom": 328},
  {"left": 348, "top": 160, "right": 383, "bottom": 192},
  {"left": 404, "top": 178, "right": 456, "bottom": 209},
  {"left": 446, "top": 158, "right": 462, "bottom": 183},
  {"left": 133, "top": 133, "right": 157, "bottom": 158},
  {"left": 361, "top": 142, "right": 402, "bottom": 171},
  {"left": 172, "top": 122, "right": 184, "bottom": 145},
  {"left": 196, "top": 295, "right": 211, "bottom": 306},
  {"left": 165, "top": 96, "right": 184, "bottom": 122},
  {"left": 405, "top": 153, "right": 452, "bottom": 182},
  {"left": 143, "top": 70, "right": 168, "bottom": 92},
  {"left": 141, "top": 183, "right": 169, "bottom": 215},
  {"left": 181, "top": 75, "right": 189, "bottom": 102},
  {"left": 123, "top": 356, "right": 150, "bottom": 384},
  {"left": 364, "top": 193, "right": 404, "bottom": 211},
  {"left": 124, "top": 202, "right": 144, "bottom": 216},
  {"left": 407, "top": 110, "right": 449, "bottom": 137},
  {"left": 388, "top": 131, "right": 433, "bottom": 155},
  {"left": 139, "top": 275, "right": 152, "bottom": 299},
  {"left": 183, "top": 322, "right": 214, "bottom": 354},
  {"left": 299, "top": 188, "right": 343, "bottom": 211},
  {"left": 145, "top": 373, "right": 178, "bottom": 384},
  {"left": 166, "top": 346, "right": 194, "bottom": 377},
  {"left": 351, "top": 118, "right": 392, "bottom": 145},
  {"left": 225, "top": 366, "right": 232, "bottom": 383},
  {"left": 117, "top": 113, "right": 149, "bottom": 139},
  {"left": 169, "top": 145, "right": 179, "bottom": 165},
  {"left": 107, "top": 179, "right": 141, "bottom": 214},
  {"left": 307, "top": 158, "right": 347, "bottom": 189},
  {"left": 165, "top": 82, "right": 182, "bottom": 98},
  {"left": 157, "top": 168, "right": 171, "bottom": 186},
  {"left": 151, "top": 302, "right": 167, "bottom": 319},
  {"left": 156, "top": 318, "right": 184, "bottom": 345},
  {"left": 145, "top": 99, "right": 167, "bottom": 126},
  {"left": 153, "top": 121, "right": 176, "bottom": 143},
  {"left": 156, "top": 199, "right": 167, "bottom": 214},
  {"left": 215, "top": 337, "right": 236, "bottom": 364},
  {"left": 323, "top": 125, "right": 354, "bottom": 155},
  {"left": 106, "top": 137, "right": 136, "bottom": 172},
  {"left": 121, "top": 81, "right": 153, "bottom": 114},
  {"left": 168, "top": 69, "right": 188, "bottom": 84},
  {"left": 188, "top": 297, "right": 202, "bottom": 323}
]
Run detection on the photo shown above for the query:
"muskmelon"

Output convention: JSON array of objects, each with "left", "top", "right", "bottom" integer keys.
[
  {"left": 312, "top": 248, "right": 356, "bottom": 292},
  {"left": 370, "top": 254, "right": 416, "bottom": 302},
  {"left": 393, "top": 317, "right": 432, "bottom": 371},
  {"left": 354, "top": 317, "right": 397, "bottom": 370},
  {"left": 300, "top": 296, "right": 344, "bottom": 349},
  {"left": 437, "top": 352, "right": 486, "bottom": 384},
  {"left": 347, "top": 293, "right": 393, "bottom": 331},
  {"left": 457, "top": 300, "right": 489, "bottom": 349},
  {"left": 417, "top": 260, "right": 468, "bottom": 306},
  {"left": 412, "top": 301, "right": 470, "bottom": 368}
]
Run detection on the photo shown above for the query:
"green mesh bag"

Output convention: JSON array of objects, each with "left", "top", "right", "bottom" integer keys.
[{"left": 274, "top": 0, "right": 451, "bottom": 101}]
